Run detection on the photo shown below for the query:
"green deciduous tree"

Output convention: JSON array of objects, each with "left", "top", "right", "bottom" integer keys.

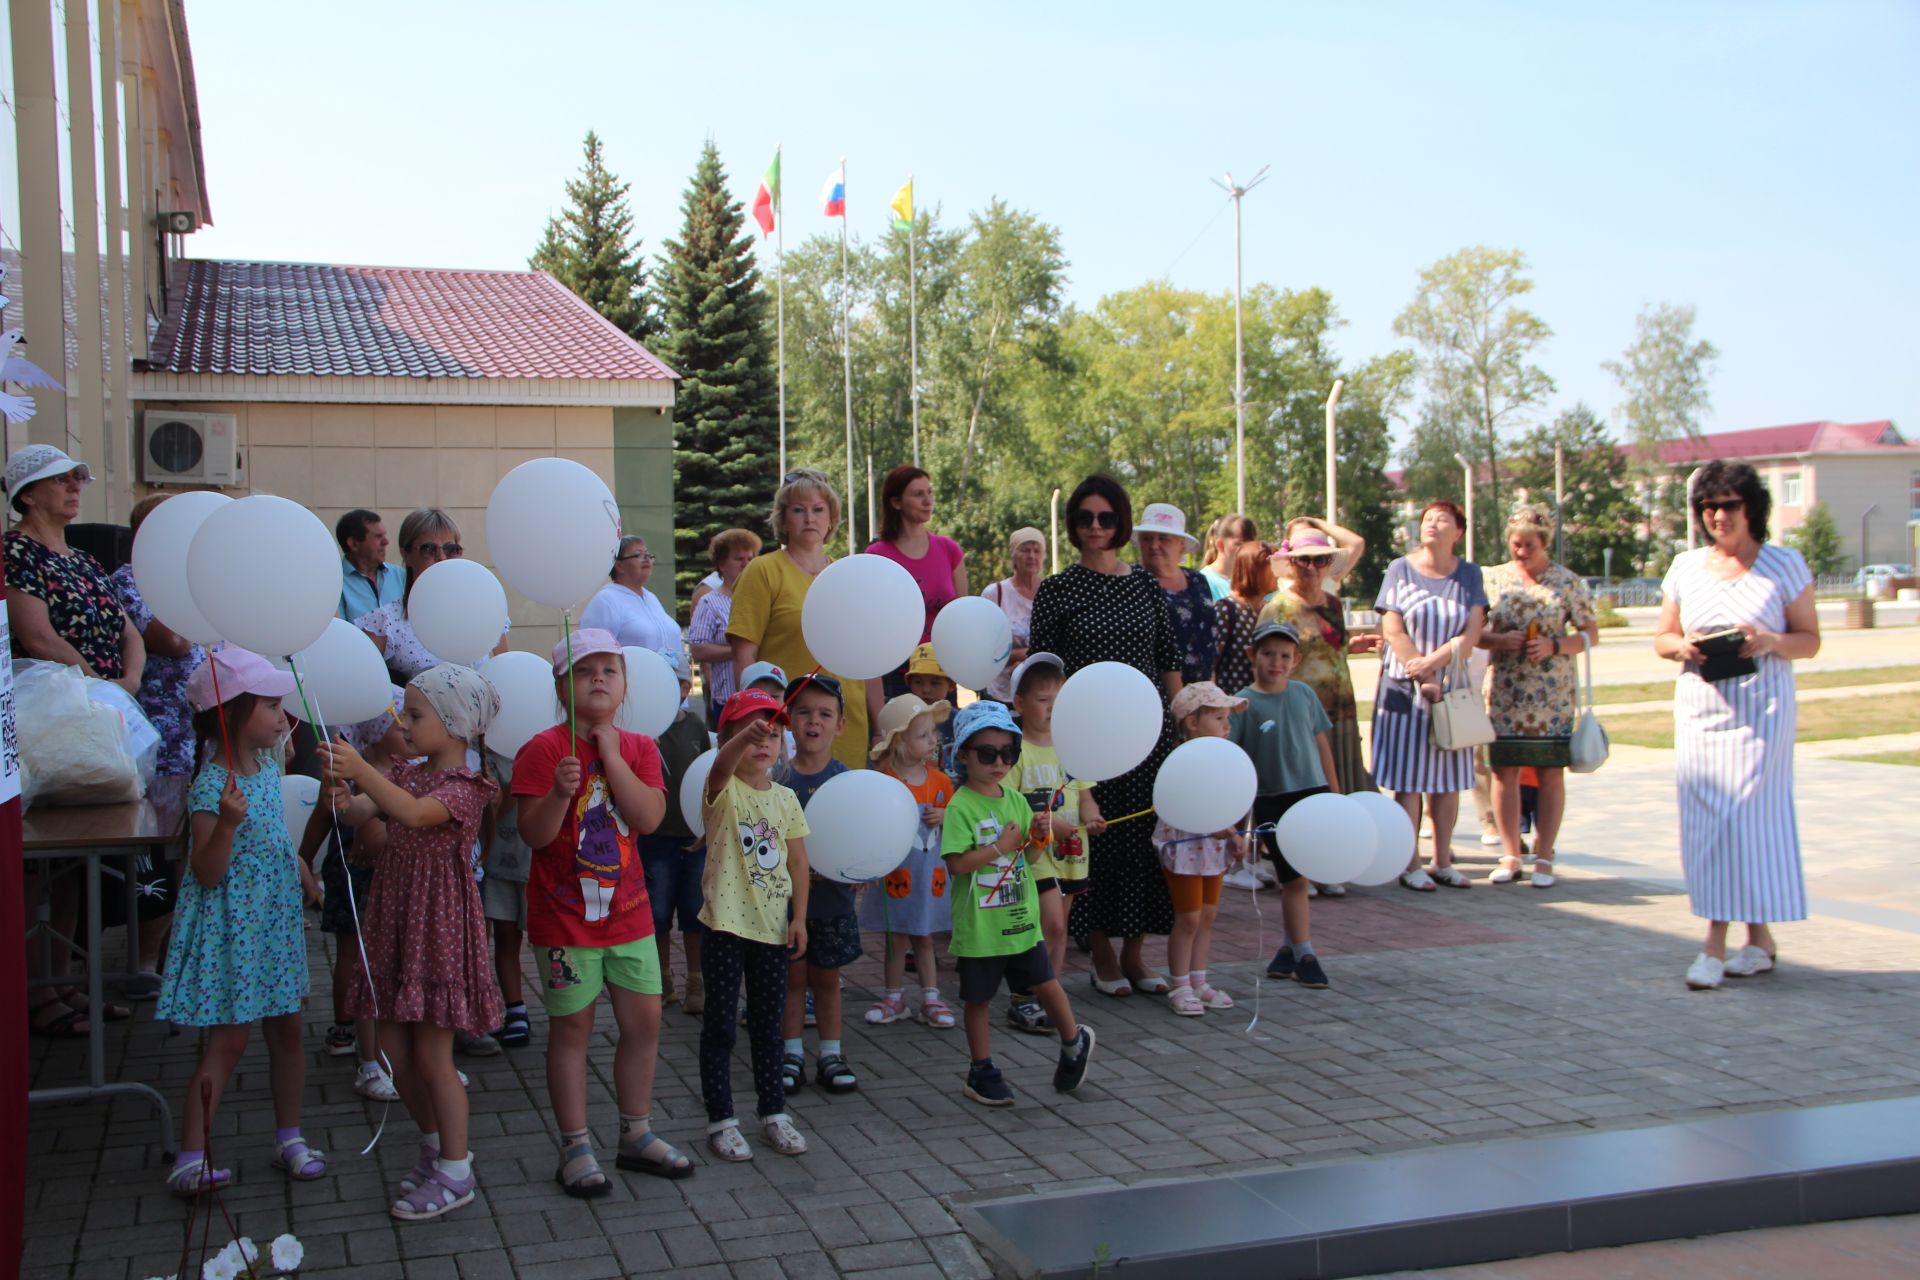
[
  {"left": 530, "top": 131, "right": 659, "bottom": 344},
  {"left": 1505, "top": 404, "right": 1648, "bottom": 578},
  {"left": 1602, "top": 302, "right": 1718, "bottom": 471},
  {"left": 654, "top": 141, "right": 779, "bottom": 605},
  {"left": 1394, "top": 246, "right": 1555, "bottom": 538},
  {"left": 1784, "top": 500, "right": 1846, "bottom": 575}
]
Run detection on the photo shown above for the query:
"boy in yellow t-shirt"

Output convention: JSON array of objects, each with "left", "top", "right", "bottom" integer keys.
[{"left": 699, "top": 690, "right": 811, "bottom": 1162}]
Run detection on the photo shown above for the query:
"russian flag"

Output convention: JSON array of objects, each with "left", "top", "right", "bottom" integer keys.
[{"left": 820, "top": 165, "right": 846, "bottom": 218}]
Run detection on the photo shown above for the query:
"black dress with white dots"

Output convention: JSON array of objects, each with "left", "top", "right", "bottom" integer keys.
[{"left": 1029, "top": 563, "right": 1178, "bottom": 940}]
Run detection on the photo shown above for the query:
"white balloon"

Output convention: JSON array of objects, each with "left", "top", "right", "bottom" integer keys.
[
  {"left": 1347, "top": 791, "right": 1417, "bottom": 886},
  {"left": 1153, "top": 737, "right": 1257, "bottom": 835},
  {"left": 407, "top": 559, "right": 509, "bottom": 665},
  {"left": 1273, "top": 792, "right": 1376, "bottom": 885},
  {"left": 679, "top": 748, "right": 718, "bottom": 838},
  {"left": 800, "top": 554, "right": 922, "bottom": 680},
  {"left": 804, "top": 770, "right": 920, "bottom": 884},
  {"left": 270, "top": 619, "right": 392, "bottom": 725},
  {"left": 612, "top": 646, "right": 682, "bottom": 738},
  {"left": 186, "top": 495, "right": 341, "bottom": 658},
  {"left": 931, "top": 596, "right": 1014, "bottom": 691},
  {"left": 483, "top": 651, "right": 562, "bottom": 758},
  {"left": 1053, "top": 661, "right": 1164, "bottom": 782},
  {"left": 280, "top": 773, "right": 320, "bottom": 847},
  {"left": 485, "top": 458, "right": 621, "bottom": 610},
  {"left": 130, "top": 490, "right": 230, "bottom": 645}
]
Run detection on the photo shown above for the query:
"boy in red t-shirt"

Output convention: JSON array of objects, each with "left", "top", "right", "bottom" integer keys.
[{"left": 513, "top": 629, "right": 688, "bottom": 1195}]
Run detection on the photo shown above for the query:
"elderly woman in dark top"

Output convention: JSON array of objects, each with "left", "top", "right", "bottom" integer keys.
[
  {"left": 1029, "top": 476, "right": 1179, "bottom": 996},
  {"left": 1133, "top": 503, "right": 1216, "bottom": 687},
  {"left": 4, "top": 444, "right": 146, "bottom": 1033}
]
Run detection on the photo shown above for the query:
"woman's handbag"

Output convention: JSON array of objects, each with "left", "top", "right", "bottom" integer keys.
[
  {"left": 1569, "top": 643, "right": 1610, "bottom": 774},
  {"left": 1428, "top": 645, "right": 1496, "bottom": 751}
]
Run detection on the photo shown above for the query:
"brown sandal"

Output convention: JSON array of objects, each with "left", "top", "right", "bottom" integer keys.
[{"left": 30, "top": 998, "right": 89, "bottom": 1038}]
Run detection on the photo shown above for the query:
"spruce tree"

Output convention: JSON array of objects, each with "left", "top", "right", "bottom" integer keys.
[
  {"left": 529, "top": 131, "right": 659, "bottom": 344},
  {"left": 655, "top": 141, "right": 779, "bottom": 606}
]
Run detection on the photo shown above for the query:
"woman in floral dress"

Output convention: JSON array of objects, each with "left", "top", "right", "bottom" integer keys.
[
  {"left": 1478, "top": 505, "right": 1596, "bottom": 889},
  {"left": 1259, "top": 524, "right": 1379, "bottom": 796}
]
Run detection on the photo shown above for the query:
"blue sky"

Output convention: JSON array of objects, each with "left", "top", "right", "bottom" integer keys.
[{"left": 186, "top": 0, "right": 1919, "bottom": 445}]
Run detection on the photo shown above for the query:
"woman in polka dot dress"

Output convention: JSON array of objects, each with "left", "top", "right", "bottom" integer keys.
[
  {"left": 320, "top": 664, "right": 502, "bottom": 1223},
  {"left": 1028, "top": 476, "right": 1182, "bottom": 997}
]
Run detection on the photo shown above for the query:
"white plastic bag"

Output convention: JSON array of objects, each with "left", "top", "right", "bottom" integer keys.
[{"left": 14, "top": 659, "right": 158, "bottom": 807}]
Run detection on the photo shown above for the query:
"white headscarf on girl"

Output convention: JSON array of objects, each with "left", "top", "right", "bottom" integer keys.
[{"left": 408, "top": 664, "right": 501, "bottom": 745}]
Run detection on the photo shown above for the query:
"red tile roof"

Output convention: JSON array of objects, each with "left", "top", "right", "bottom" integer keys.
[
  {"left": 1652, "top": 419, "right": 1908, "bottom": 463},
  {"left": 144, "top": 260, "right": 676, "bottom": 381}
]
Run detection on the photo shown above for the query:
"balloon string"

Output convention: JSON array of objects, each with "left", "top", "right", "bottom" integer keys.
[
  {"left": 1092, "top": 806, "right": 1153, "bottom": 830},
  {"left": 1242, "top": 811, "right": 1268, "bottom": 1042},
  {"left": 563, "top": 611, "right": 578, "bottom": 753},
  {"left": 205, "top": 656, "right": 237, "bottom": 775},
  {"left": 293, "top": 662, "right": 392, "bottom": 1155}
]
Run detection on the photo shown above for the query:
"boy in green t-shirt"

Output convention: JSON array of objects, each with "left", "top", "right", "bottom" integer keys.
[{"left": 942, "top": 700, "right": 1095, "bottom": 1107}]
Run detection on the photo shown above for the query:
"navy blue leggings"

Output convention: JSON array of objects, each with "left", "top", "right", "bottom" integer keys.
[{"left": 699, "top": 930, "right": 789, "bottom": 1122}]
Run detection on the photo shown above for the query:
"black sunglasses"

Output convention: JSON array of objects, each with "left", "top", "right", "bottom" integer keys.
[
  {"left": 966, "top": 743, "right": 1021, "bottom": 766},
  {"left": 412, "top": 541, "right": 462, "bottom": 557},
  {"left": 1697, "top": 498, "right": 1744, "bottom": 514},
  {"left": 1070, "top": 509, "right": 1119, "bottom": 530}
]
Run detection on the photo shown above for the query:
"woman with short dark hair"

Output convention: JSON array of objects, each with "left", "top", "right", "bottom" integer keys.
[
  {"left": 1028, "top": 474, "right": 1179, "bottom": 995},
  {"left": 1655, "top": 460, "right": 1819, "bottom": 990}
]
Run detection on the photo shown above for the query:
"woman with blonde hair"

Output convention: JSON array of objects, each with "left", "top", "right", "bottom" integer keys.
[
  {"left": 726, "top": 470, "right": 871, "bottom": 768},
  {"left": 1478, "top": 504, "right": 1597, "bottom": 889}
]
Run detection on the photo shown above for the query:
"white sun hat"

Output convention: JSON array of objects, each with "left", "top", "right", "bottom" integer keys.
[{"left": 1132, "top": 502, "right": 1200, "bottom": 550}]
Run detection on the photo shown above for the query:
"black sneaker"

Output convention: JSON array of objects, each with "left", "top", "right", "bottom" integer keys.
[
  {"left": 1265, "top": 945, "right": 1296, "bottom": 980},
  {"left": 964, "top": 1060, "right": 1016, "bottom": 1107},
  {"left": 1006, "top": 999, "right": 1052, "bottom": 1035},
  {"left": 1053, "top": 1026, "right": 1095, "bottom": 1093},
  {"left": 1294, "top": 952, "right": 1329, "bottom": 989}
]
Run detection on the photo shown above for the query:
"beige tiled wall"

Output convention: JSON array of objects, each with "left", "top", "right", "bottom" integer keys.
[{"left": 130, "top": 399, "right": 626, "bottom": 658}]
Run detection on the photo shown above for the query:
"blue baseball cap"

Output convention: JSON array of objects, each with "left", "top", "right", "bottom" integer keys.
[{"left": 952, "top": 699, "right": 1022, "bottom": 750}]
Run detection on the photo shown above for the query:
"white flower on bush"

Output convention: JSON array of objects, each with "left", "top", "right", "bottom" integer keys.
[
  {"left": 201, "top": 1256, "right": 238, "bottom": 1280},
  {"left": 270, "top": 1233, "right": 304, "bottom": 1272}
]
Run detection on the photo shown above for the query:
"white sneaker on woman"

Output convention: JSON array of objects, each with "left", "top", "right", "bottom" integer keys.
[
  {"left": 1724, "top": 945, "right": 1775, "bottom": 977},
  {"left": 1685, "top": 953, "right": 1726, "bottom": 990}
]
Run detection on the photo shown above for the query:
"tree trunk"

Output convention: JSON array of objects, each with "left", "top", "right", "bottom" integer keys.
[{"left": 959, "top": 311, "right": 1006, "bottom": 488}]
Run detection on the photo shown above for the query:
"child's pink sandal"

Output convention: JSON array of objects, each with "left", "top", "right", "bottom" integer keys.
[
  {"left": 918, "top": 994, "right": 957, "bottom": 1029},
  {"left": 1195, "top": 984, "right": 1234, "bottom": 1010},
  {"left": 864, "top": 993, "right": 909, "bottom": 1025},
  {"left": 164, "top": 1156, "right": 230, "bottom": 1198},
  {"left": 1167, "top": 986, "right": 1205, "bottom": 1017}
]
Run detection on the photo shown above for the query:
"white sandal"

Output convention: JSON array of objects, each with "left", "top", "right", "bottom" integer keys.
[
  {"left": 1488, "top": 860, "right": 1521, "bottom": 884},
  {"left": 1430, "top": 865, "right": 1473, "bottom": 889},
  {"left": 707, "top": 1120, "right": 753, "bottom": 1162},
  {"left": 761, "top": 1112, "right": 807, "bottom": 1156}
]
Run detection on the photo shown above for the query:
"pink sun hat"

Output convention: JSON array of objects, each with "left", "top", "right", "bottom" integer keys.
[{"left": 186, "top": 647, "right": 298, "bottom": 712}]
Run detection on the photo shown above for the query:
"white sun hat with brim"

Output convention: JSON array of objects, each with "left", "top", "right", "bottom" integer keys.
[
  {"left": 1131, "top": 502, "right": 1200, "bottom": 550},
  {"left": 4, "top": 444, "right": 91, "bottom": 512}
]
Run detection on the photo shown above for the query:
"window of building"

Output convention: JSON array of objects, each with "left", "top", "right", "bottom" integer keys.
[
  {"left": 1780, "top": 470, "right": 1803, "bottom": 506},
  {"left": 1910, "top": 469, "right": 1920, "bottom": 519}
]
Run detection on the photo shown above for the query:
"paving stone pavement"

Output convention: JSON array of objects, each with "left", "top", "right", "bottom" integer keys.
[{"left": 24, "top": 836, "right": 1920, "bottom": 1279}]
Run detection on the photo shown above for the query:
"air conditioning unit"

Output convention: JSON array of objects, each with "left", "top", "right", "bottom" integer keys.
[{"left": 140, "top": 410, "right": 241, "bottom": 486}]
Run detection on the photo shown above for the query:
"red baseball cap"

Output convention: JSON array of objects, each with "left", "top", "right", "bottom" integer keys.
[{"left": 717, "top": 688, "right": 789, "bottom": 729}]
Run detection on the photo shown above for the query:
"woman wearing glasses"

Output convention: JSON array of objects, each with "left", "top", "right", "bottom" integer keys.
[
  {"left": 581, "top": 535, "right": 683, "bottom": 659},
  {"left": 357, "top": 508, "right": 508, "bottom": 682},
  {"left": 1258, "top": 517, "right": 1378, "bottom": 798},
  {"left": 1028, "top": 475, "right": 1179, "bottom": 996},
  {"left": 1655, "top": 461, "right": 1819, "bottom": 991}
]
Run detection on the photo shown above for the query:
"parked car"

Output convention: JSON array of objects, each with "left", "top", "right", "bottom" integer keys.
[{"left": 1854, "top": 563, "right": 1912, "bottom": 588}]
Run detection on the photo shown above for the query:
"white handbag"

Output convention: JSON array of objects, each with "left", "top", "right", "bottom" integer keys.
[
  {"left": 1569, "top": 643, "right": 1610, "bottom": 773},
  {"left": 1428, "top": 645, "right": 1496, "bottom": 751}
]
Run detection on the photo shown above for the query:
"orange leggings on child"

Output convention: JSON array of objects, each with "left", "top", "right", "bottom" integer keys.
[{"left": 1162, "top": 870, "right": 1223, "bottom": 914}]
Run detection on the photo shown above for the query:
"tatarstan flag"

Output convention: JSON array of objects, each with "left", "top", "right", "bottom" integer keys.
[{"left": 752, "top": 150, "right": 780, "bottom": 238}]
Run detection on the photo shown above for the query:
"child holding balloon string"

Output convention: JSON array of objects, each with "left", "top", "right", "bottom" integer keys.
[
  {"left": 511, "top": 631, "right": 686, "bottom": 1195},
  {"left": 699, "top": 689, "right": 812, "bottom": 1160},
  {"left": 1227, "top": 622, "right": 1339, "bottom": 992},
  {"left": 774, "top": 673, "right": 862, "bottom": 1093},
  {"left": 318, "top": 664, "right": 504, "bottom": 1221},
  {"left": 1153, "top": 682, "right": 1251, "bottom": 1016},
  {"left": 859, "top": 692, "right": 958, "bottom": 1030},
  {"left": 158, "top": 647, "right": 324, "bottom": 1197}
]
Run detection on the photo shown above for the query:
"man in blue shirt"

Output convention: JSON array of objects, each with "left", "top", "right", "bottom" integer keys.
[{"left": 336, "top": 508, "right": 403, "bottom": 622}]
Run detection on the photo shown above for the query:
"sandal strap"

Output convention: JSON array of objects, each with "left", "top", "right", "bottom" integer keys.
[
  {"left": 622, "top": 1132, "right": 690, "bottom": 1168},
  {"left": 817, "top": 1054, "right": 856, "bottom": 1083},
  {"left": 277, "top": 1136, "right": 327, "bottom": 1176}
]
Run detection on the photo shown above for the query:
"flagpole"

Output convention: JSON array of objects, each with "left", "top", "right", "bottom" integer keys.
[
  {"left": 908, "top": 175, "right": 919, "bottom": 468},
  {"left": 840, "top": 157, "right": 856, "bottom": 556},
  {"left": 776, "top": 144, "right": 787, "bottom": 479}
]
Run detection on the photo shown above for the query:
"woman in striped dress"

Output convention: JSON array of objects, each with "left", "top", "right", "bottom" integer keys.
[
  {"left": 1372, "top": 501, "right": 1486, "bottom": 891},
  {"left": 1654, "top": 461, "right": 1820, "bottom": 991}
]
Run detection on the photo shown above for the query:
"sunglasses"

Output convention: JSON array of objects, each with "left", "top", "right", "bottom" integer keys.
[
  {"left": 412, "top": 541, "right": 463, "bottom": 557},
  {"left": 1697, "top": 499, "right": 1744, "bottom": 514},
  {"left": 965, "top": 743, "right": 1021, "bottom": 766},
  {"left": 1070, "top": 509, "right": 1119, "bottom": 530}
]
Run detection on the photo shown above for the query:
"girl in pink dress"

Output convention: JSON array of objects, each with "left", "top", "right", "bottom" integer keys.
[{"left": 320, "top": 664, "right": 501, "bottom": 1223}]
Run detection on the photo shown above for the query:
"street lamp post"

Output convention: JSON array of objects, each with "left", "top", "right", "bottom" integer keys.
[
  {"left": 1210, "top": 166, "right": 1269, "bottom": 515},
  {"left": 1861, "top": 503, "right": 1878, "bottom": 584},
  {"left": 1454, "top": 452, "right": 1475, "bottom": 562}
]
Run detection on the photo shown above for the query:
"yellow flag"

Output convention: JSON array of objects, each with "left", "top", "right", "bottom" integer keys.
[{"left": 890, "top": 178, "right": 913, "bottom": 229}]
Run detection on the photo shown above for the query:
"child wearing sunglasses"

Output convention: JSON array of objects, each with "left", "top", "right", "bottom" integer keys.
[{"left": 941, "top": 701, "right": 1094, "bottom": 1107}]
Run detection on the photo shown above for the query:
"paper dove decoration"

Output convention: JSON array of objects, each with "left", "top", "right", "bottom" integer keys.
[{"left": 0, "top": 330, "right": 62, "bottom": 390}]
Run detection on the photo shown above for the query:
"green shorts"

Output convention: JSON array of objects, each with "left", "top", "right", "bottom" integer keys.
[{"left": 540, "top": 937, "right": 662, "bottom": 1017}]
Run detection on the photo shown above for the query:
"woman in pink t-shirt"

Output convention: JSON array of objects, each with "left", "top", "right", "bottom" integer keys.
[{"left": 866, "top": 465, "right": 968, "bottom": 698}]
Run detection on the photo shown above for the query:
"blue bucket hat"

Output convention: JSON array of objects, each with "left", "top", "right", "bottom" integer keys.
[{"left": 952, "top": 699, "right": 1022, "bottom": 750}]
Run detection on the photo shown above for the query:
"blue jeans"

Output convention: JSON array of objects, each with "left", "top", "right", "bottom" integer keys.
[{"left": 639, "top": 834, "right": 705, "bottom": 935}]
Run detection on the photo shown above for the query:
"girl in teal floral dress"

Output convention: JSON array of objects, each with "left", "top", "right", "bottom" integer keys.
[{"left": 158, "top": 648, "right": 323, "bottom": 1197}]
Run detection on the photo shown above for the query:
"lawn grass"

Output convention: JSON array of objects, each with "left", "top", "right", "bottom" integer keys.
[
  {"left": 1834, "top": 750, "right": 1920, "bottom": 767},
  {"left": 1352, "top": 663, "right": 1920, "bottom": 719},
  {"left": 1603, "top": 690, "right": 1920, "bottom": 750}
]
